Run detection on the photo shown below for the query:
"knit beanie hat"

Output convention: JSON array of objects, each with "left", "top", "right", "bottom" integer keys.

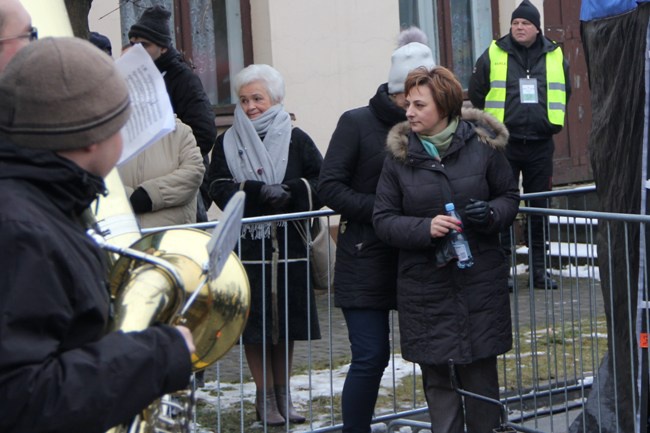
[
  {"left": 89, "top": 31, "right": 112, "bottom": 56},
  {"left": 0, "top": 37, "right": 131, "bottom": 151},
  {"left": 128, "top": 5, "right": 173, "bottom": 48},
  {"left": 511, "top": 0, "right": 541, "bottom": 31},
  {"left": 388, "top": 27, "right": 436, "bottom": 94}
]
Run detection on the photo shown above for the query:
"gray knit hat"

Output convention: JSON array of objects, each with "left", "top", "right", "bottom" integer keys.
[
  {"left": 388, "top": 27, "right": 436, "bottom": 94},
  {"left": 128, "top": 5, "right": 173, "bottom": 48},
  {"left": 0, "top": 37, "right": 131, "bottom": 151}
]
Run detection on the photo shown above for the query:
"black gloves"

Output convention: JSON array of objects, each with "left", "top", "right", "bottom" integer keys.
[
  {"left": 130, "top": 187, "right": 153, "bottom": 214},
  {"left": 260, "top": 184, "right": 292, "bottom": 208},
  {"left": 465, "top": 198, "right": 491, "bottom": 226}
]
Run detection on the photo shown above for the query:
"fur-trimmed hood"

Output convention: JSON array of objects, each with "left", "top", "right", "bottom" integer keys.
[{"left": 386, "top": 107, "right": 509, "bottom": 161}]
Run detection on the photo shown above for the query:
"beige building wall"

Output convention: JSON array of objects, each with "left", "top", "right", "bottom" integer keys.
[
  {"left": 82, "top": 0, "right": 543, "bottom": 155},
  {"left": 22, "top": 0, "right": 72, "bottom": 37},
  {"left": 88, "top": 0, "right": 122, "bottom": 59},
  {"left": 80, "top": 0, "right": 400, "bottom": 155},
  {"left": 250, "top": 1, "right": 400, "bottom": 154}
]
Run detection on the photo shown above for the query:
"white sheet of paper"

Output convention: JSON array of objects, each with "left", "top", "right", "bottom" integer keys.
[
  {"left": 115, "top": 44, "right": 175, "bottom": 165},
  {"left": 207, "top": 191, "right": 246, "bottom": 281},
  {"left": 519, "top": 77, "right": 539, "bottom": 104}
]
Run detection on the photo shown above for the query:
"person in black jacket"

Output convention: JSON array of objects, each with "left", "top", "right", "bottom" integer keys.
[
  {"left": 128, "top": 5, "right": 216, "bottom": 221},
  {"left": 318, "top": 27, "right": 434, "bottom": 433},
  {"left": 0, "top": 37, "right": 195, "bottom": 433},
  {"left": 469, "top": 0, "right": 571, "bottom": 290},
  {"left": 373, "top": 66, "right": 519, "bottom": 433}
]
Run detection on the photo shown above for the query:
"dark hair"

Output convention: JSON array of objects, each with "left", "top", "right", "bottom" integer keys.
[{"left": 404, "top": 66, "right": 463, "bottom": 120}]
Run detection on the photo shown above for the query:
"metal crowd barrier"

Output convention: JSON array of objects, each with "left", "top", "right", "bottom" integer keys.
[{"left": 141, "top": 185, "right": 647, "bottom": 433}]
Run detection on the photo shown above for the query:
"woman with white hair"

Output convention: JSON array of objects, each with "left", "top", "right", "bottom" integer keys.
[{"left": 207, "top": 64, "right": 322, "bottom": 426}]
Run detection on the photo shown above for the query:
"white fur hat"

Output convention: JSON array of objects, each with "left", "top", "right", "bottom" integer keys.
[{"left": 387, "top": 27, "right": 436, "bottom": 94}]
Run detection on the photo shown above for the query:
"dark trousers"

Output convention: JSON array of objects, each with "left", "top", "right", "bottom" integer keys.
[
  {"left": 341, "top": 308, "right": 391, "bottom": 433},
  {"left": 501, "top": 138, "right": 554, "bottom": 264},
  {"left": 420, "top": 357, "right": 501, "bottom": 433}
]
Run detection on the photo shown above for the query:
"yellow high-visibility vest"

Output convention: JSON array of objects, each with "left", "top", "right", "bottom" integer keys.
[{"left": 484, "top": 41, "right": 566, "bottom": 126}]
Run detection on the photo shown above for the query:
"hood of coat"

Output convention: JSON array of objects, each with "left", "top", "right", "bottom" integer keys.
[
  {"left": 368, "top": 83, "right": 407, "bottom": 127},
  {"left": 0, "top": 137, "right": 106, "bottom": 216},
  {"left": 154, "top": 46, "right": 186, "bottom": 76},
  {"left": 386, "top": 107, "right": 509, "bottom": 161}
]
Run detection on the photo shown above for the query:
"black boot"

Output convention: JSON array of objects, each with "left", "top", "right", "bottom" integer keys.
[
  {"left": 194, "top": 370, "right": 205, "bottom": 388},
  {"left": 532, "top": 269, "right": 558, "bottom": 290},
  {"left": 530, "top": 246, "right": 558, "bottom": 290}
]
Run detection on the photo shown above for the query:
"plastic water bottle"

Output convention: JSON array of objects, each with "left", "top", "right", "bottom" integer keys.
[{"left": 445, "top": 203, "right": 474, "bottom": 269}]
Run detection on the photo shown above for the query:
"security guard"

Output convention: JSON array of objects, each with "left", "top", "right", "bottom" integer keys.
[{"left": 469, "top": 0, "right": 571, "bottom": 290}]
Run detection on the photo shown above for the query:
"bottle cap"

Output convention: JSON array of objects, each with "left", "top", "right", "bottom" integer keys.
[{"left": 445, "top": 203, "right": 454, "bottom": 212}]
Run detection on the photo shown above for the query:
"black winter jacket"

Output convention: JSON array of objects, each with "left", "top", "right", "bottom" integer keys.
[
  {"left": 373, "top": 108, "right": 519, "bottom": 365},
  {"left": 318, "top": 83, "right": 402, "bottom": 310},
  {"left": 155, "top": 47, "right": 216, "bottom": 156},
  {"left": 469, "top": 33, "right": 571, "bottom": 141},
  {"left": 208, "top": 127, "right": 323, "bottom": 344},
  {"left": 0, "top": 139, "right": 192, "bottom": 433}
]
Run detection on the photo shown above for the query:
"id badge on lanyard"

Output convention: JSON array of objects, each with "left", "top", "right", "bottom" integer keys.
[{"left": 519, "top": 78, "right": 538, "bottom": 104}]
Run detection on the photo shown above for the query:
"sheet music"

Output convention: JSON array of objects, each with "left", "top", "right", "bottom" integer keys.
[{"left": 114, "top": 43, "right": 175, "bottom": 165}]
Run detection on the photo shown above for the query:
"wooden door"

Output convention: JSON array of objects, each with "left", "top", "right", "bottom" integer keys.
[{"left": 544, "top": 0, "right": 593, "bottom": 185}]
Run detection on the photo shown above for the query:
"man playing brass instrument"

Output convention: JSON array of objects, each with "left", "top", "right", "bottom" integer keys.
[{"left": 0, "top": 35, "right": 196, "bottom": 432}]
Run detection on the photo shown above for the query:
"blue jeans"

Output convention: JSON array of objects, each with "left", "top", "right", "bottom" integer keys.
[{"left": 341, "top": 308, "right": 391, "bottom": 433}]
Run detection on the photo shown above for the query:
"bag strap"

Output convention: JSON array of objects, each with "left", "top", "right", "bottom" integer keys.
[
  {"left": 299, "top": 177, "right": 314, "bottom": 211},
  {"left": 293, "top": 177, "right": 313, "bottom": 246}
]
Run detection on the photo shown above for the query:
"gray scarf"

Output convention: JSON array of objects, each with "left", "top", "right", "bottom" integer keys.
[
  {"left": 224, "top": 103, "right": 291, "bottom": 240},
  {"left": 223, "top": 104, "right": 291, "bottom": 184}
]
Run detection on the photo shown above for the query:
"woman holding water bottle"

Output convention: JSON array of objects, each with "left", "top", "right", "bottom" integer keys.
[{"left": 373, "top": 66, "right": 519, "bottom": 433}]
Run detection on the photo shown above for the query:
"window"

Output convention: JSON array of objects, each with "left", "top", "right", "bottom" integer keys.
[
  {"left": 121, "top": 0, "right": 252, "bottom": 107},
  {"left": 399, "top": 0, "right": 496, "bottom": 89}
]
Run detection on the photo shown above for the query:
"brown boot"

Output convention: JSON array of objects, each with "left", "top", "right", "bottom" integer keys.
[
  {"left": 255, "top": 389, "right": 285, "bottom": 426},
  {"left": 275, "top": 385, "right": 306, "bottom": 424}
]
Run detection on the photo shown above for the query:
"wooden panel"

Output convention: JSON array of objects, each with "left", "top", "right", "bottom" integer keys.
[{"left": 544, "top": 0, "right": 593, "bottom": 186}]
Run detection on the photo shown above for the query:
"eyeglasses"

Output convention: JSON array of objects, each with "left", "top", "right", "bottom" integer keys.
[{"left": 0, "top": 26, "right": 38, "bottom": 43}]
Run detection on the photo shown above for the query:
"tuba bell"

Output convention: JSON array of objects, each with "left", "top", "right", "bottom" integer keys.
[{"left": 86, "top": 169, "right": 250, "bottom": 433}]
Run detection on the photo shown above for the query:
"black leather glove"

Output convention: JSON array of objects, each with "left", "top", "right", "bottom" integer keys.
[
  {"left": 259, "top": 184, "right": 291, "bottom": 208},
  {"left": 130, "top": 187, "right": 153, "bottom": 214},
  {"left": 465, "top": 198, "right": 491, "bottom": 226}
]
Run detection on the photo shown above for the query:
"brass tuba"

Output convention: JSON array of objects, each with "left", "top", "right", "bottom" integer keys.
[{"left": 87, "top": 169, "right": 250, "bottom": 433}]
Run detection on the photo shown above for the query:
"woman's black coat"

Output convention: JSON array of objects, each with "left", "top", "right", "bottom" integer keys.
[
  {"left": 373, "top": 108, "right": 519, "bottom": 365},
  {"left": 208, "top": 127, "right": 323, "bottom": 344},
  {"left": 318, "top": 83, "right": 402, "bottom": 310}
]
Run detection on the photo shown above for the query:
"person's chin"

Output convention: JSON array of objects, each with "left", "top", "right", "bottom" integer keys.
[{"left": 513, "top": 35, "right": 528, "bottom": 44}]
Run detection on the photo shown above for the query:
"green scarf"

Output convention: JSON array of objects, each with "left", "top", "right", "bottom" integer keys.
[{"left": 418, "top": 116, "right": 459, "bottom": 159}]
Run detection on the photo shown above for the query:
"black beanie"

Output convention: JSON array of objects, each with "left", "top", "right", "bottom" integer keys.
[
  {"left": 128, "top": 5, "right": 172, "bottom": 48},
  {"left": 511, "top": 0, "right": 541, "bottom": 31},
  {"left": 89, "top": 31, "right": 112, "bottom": 56}
]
